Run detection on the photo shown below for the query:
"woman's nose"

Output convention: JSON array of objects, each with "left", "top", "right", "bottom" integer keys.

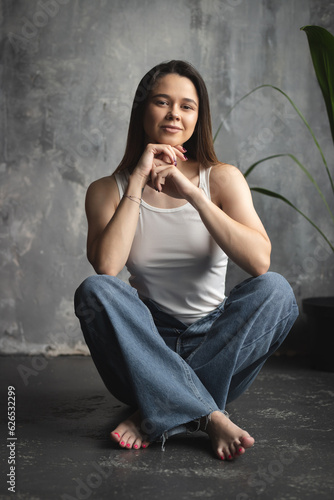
[{"left": 166, "top": 109, "right": 180, "bottom": 120}]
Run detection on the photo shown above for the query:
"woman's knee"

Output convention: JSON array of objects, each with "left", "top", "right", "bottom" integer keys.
[
  {"left": 256, "top": 272, "right": 298, "bottom": 314},
  {"left": 74, "top": 275, "right": 106, "bottom": 324},
  {"left": 74, "top": 275, "right": 102, "bottom": 311},
  {"left": 231, "top": 272, "right": 298, "bottom": 313},
  {"left": 74, "top": 274, "right": 138, "bottom": 322},
  {"left": 75, "top": 274, "right": 103, "bottom": 300},
  {"left": 74, "top": 274, "right": 124, "bottom": 303},
  {"left": 258, "top": 271, "right": 294, "bottom": 296}
]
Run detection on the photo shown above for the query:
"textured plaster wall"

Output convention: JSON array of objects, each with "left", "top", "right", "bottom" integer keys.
[{"left": 1, "top": 0, "right": 333, "bottom": 355}]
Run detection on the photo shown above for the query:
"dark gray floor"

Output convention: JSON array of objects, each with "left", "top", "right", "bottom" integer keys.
[{"left": 1, "top": 354, "right": 334, "bottom": 500}]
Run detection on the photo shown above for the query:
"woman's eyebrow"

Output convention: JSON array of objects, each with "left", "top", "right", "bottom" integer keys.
[{"left": 151, "top": 93, "right": 198, "bottom": 107}]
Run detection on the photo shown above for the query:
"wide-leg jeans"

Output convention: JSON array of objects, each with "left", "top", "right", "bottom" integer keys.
[{"left": 74, "top": 272, "right": 298, "bottom": 442}]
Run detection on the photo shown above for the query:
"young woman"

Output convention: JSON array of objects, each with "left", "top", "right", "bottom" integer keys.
[{"left": 74, "top": 60, "right": 298, "bottom": 461}]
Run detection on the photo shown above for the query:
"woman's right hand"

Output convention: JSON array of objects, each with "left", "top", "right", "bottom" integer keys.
[{"left": 132, "top": 143, "right": 186, "bottom": 188}]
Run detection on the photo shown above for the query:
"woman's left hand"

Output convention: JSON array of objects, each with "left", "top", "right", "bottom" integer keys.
[{"left": 150, "top": 161, "right": 197, "bottom": 200}]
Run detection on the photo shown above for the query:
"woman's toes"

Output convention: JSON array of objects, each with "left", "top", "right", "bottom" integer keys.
[
  {"left": 231, "top": 441, "right": 245, "bottom": 458},
  {"left": 133, "top": 441, "right": 140, "bottom": 450},
  {"left": 231, "top": 442, "right": 241, "bottom": 457},
  {"left": 125, "top": 436, "right": 137, "bottom": 449},
  {"left": 221, "top": 447, "right": 232, "bottom": 461},
  {"left": 110, "top": 431, "right": 122, "bottom": 443},
  {"left": 240, "top": 435, "right": 255, "bottom": 449},
  {"left": 118, "top": 432, "right": 129, "bottom": 447},
  {"left": 236, "top": 445, "right": 245, "bottom": 456},
  {"left": 227, "top": 445, "right": 237, "bottom": 460}
]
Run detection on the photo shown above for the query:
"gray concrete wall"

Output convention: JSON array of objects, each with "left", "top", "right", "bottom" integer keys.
[{"left": 1, "top": 0, "right": 333, "bottom": 355}]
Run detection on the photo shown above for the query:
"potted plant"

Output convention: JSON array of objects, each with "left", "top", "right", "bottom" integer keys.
[
  {"left": 300, "top": 26, "right": 334, "bottom": 372},
  {"left": 215, "top": 26, "right": 334, "bottom": 371}
]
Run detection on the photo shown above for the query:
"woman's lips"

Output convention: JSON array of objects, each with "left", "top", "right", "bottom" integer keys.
[{"left": 161, "top": 126, "right": 182, "bottom": 133}]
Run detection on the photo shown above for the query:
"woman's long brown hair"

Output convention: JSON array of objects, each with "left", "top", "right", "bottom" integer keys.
[{"left": 115, "top": 60, "right": 218, "bottom": 173}]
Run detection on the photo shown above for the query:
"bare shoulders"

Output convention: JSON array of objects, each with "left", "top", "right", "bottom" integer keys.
[
  {"left": 87, "top": 174, "right": 118, "bottom": 197},
  {"left": 87, "top": 174, "right": 117, "bottom": 191},
  {"left": 209, "top": 163, "right": 247, "bottom": 206},
  {"left": 86, "top": 174, "right": 120, "bottom": 213},
  {"left": 210, "top": 162, "right": 244, "bottom": 183}
]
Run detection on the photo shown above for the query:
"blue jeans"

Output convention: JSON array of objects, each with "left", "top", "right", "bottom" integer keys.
[{"left": 74, "top": 272, "right": 298, "bottom": 442}]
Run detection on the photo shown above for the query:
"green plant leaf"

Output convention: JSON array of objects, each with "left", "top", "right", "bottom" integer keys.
[
  {"left": 213, "top": 28, "right": 334, "bottom": 252},
  {"left": 244, "top": 153, "right": 334, "bottom": 223},
  {"left": 301, "top": 25, "right": 334, "bottom": 145},
  {"left": 251, "top": 187, "right": 334, "bottom": 252},
  {"left": 214, "top": 84, "right": 334, "bottom": 194}
]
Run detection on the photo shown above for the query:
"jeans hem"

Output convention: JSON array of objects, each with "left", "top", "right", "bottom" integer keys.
[{"left": 158, "top": 409, "right": 229, "bottom": 451}]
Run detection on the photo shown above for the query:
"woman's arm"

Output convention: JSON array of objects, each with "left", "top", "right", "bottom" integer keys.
[
  {"left": 86, "top": 143, "right": 186, "bottom": 276},
  {"left": 191, "top": 164, "right": 271, "bottom": 276},
  {"left": 86, "top": 172, "right": 143, "bottom": 275},
  {"left": 151, "top": 162, "right": 271, "bottom": 276}
]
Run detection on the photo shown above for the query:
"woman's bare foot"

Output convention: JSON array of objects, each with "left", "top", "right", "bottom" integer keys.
[
  {"left": 204, "top": 411, "right": 254, "bottom": 460},
  {"left": 110, "top": 410, "right": 150, "bottom": 450}
]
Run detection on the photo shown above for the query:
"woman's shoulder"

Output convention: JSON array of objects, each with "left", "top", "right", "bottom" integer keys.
[
  {"left": 86, "top": 175, "right": 120, "bottom": 208},
  {"left": 87, "top": 174, "right": 116, "bottom": 193},
  {"left": 209, "top": 162, "right": 249, "bottom": 207},
  {"left": 210, "top": 161, "right": 241, "bottom": 174},
  {"left": 210, "top": 162, "right": 245, "bottom": 186}
]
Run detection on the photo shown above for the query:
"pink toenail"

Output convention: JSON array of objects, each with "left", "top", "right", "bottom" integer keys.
[
  {"left": 239, "top": 448, "right": 242, "bottom": 452},
  {"left": 221, "top": 455, "right": 225, "bottom": 460},
  {"left": 126, "top": 444, "right": 131, "bottom": 448},
  {"left": 228, "top": 455, "right": 232, "bottom": 459},
  {"left": 114, "top": 432, "right": 120, "bottom": 437},
  {"left": 142, "top": 444, "right": 147, "bottom": 448},
  {"left": 120, "top": 441, "right": 125, "bottom": 446},
  {"left": 134, "top": 444, "right": 138, "bottom": 449}
]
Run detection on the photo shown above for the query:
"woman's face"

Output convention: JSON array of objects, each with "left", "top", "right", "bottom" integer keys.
[{"left": 143, "top": 73, "right": 199, "bottom": 147}]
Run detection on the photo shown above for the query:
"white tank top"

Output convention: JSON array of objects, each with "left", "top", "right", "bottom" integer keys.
[{"left": 114, "top": 166, "right": 228, "bottom": 324}]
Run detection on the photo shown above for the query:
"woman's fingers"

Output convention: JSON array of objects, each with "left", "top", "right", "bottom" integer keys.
[
  {"left": 151, "top": 162, "right": 191, "bottom": 196},
  {"left": 174, "top": 144, "right": 187, "bottom": 154},
  {"left": 151, "top": 162, "right": 170, "bottom": 192},
  {"left": 149, "top": 143, "right": 187, "bottom": 165},
  {"left": 160, "top": 154, "right": 172, "bottom": 165},
  {"left": 172, "top": 146, "right": 188, "bottom": 163},
  {"left": 135, "top": 144, "right": 188, "bottom": 192}
]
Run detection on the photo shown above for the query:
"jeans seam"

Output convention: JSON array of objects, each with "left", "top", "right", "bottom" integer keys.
[
  {"left": 176, "top": 336, "right": 182, "bottom": 355},
  {"left": 240, "top": 306, "right": 298, "bottom": 350},
  {"left": 182, "top": 304, "right": 224, "bottom": 363},
  {"left": 184, "top": 333, "right": 210, "bottom": 363},
  {"left": 146, "top": 308, "right": 165, "bottom": 340},
  {"left": 180, "top": 359, "right": 214, "bottom": 413}
]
